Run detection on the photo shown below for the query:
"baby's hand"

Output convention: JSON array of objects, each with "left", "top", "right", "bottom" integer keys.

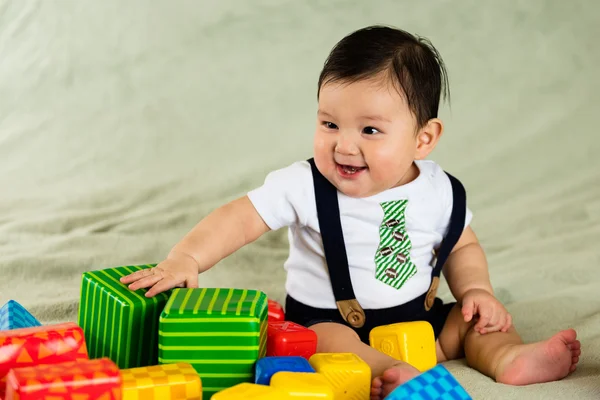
[
  {"left": 119, "top": 252, "right": 199, "bottom": 297},
  {"left": 461, "top": 288, "right": 512, "bottom": 334}
]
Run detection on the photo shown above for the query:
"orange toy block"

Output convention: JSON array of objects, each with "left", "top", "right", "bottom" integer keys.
[
  {"left": 5, "top": 357, "right": 121, "bottom": 400},
  {"left": 121, "top": 362, "right": 202, "bottom": 400}
]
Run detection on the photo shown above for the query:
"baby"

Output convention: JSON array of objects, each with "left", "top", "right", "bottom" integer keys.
[{"left": 121, "top": 25, "right": 581, "bottom": 399}]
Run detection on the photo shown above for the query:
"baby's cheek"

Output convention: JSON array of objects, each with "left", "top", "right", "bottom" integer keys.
[
  {"left": 369, "top": 148, "right": 402, "bottom": 174},
  {"left": 313, "top": 133, "right": 333, "bottom": 154}
]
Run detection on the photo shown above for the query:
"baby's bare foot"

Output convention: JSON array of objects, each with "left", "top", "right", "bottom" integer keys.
[
  {"left": 370, "top": 362, "right": 420, "bottom": 400},
  {"left": 495, "top": 329, "right": 581, "bottom": 385}
]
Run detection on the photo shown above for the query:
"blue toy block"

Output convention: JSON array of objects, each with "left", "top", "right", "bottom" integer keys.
[
  {"left": 255, "top": 356, "right": 315, "bottom": 385},
  {"left": 0, "top": 300, "right": 42, "bottom": 331},
  {"left": 384, "top": 365, "right": 471, "bottom": 400}
]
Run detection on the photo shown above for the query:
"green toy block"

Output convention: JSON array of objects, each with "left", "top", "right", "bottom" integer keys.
[
  {"left": 77, "top": 264, "right": 170, "bottom": 369},
  {"left": 158, "top": 288, "right": 268, "bottom": 399}
]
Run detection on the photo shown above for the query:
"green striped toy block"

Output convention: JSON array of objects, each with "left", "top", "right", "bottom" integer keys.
[
  {"left": 77, "top": 264, "right": 171, "bottom": 369},
  {"left": 158, "top": 288, "right": 268, "bottom": 400}
]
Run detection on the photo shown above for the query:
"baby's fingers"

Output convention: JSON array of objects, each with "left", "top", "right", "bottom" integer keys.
[
  {"left": 185, "top": 274, "right": 199, "bottom": 289},
  {"left": 501, "top": 313, "right": 513, "bottom": 332},
  {"left": 474, "top": 309, "right": 492, "bottom": 333},
  {"left": 120, "top": 268, "right": 154, "bottom": 284},
  {"left": 462, "top": 299, "right": 476, "bottom": 322},
  {"left": 145, "top": 276, "right": 182, "bottom": 298},
  {"left": 127, "top": 273, "right": 162, "bottom": 292},
  {"left": 481, "top": 313, "right": 504, "bottom": 334}
]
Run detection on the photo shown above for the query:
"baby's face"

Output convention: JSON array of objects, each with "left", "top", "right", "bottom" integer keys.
[{"left": 313, "top": 76, "right": 422, "bottom": 198}]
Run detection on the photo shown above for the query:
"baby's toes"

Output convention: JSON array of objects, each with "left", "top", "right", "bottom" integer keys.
[
  {"left": 569, "top": 340, "right": 581, "bottom": 356},
  {"left": 372, "top": 376, "right": 383, "bottom": 389},
  {"left": 371, "top": 377, "right": 383, "bottom": 400},
  {"left": 569, "top": 363, "right": 577, "bottom": 373}
]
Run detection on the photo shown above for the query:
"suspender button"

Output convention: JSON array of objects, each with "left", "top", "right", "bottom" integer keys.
[{"left": 336, "top": 299, "right": 366, "bottom": 328}]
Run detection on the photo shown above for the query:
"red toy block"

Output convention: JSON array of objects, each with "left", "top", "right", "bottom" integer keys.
[
  {"left": 0, "top": 322, "right": 88, "bottom": 381},
  {"left": 268, "top": 300, "right": 285, "bottom": 322},
  {"left": 5, "top": 357, "right": 121, "bottom": 400},
  {"left": 267, "top": 321, "right": 317, "bottom": 359}
]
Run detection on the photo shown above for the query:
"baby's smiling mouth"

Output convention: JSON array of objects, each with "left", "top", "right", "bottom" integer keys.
[{"left": 335, "top": 162, "right": 367, "bottom": 175}]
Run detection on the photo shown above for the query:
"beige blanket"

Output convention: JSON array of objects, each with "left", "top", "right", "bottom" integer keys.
[{"left": 1, "top": 0, "right": 599, "bottom": 398}]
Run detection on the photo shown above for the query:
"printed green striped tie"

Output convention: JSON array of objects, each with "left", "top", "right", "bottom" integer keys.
[{"left": 374, "top": 200, "right": 417, "bottom": 289}]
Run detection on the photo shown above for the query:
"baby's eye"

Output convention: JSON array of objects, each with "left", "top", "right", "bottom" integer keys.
[
  {"left": 363, "top": 126, "right": 381, "bottom": 135},
  {"left": 322, "top": 121, "right": 338, "bottom": 130}
]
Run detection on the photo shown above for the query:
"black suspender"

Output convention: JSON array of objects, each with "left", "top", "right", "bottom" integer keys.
[
  {"left": 307, "top": 158, "right": 467, "bottom": 328},
  {"left": 308, "top": 158, "right": 366, "bottom": 327},
  {"left": 425, "top": 172, "right": 467, "bottom": 311}
]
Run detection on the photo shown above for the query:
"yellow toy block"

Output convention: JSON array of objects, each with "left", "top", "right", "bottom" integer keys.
[
  {"left": 270, "top": 371, "right": 334, "bottom": 399},
  {"left": 369, "top": 321, "right": 436, "bottom": 372},
  {"left": 211, "top": 382, "right": 288, "bottom": 399},
  {"left": 121, "top": 362, "right": 202, "bottom": 400},
  {"left": 308, "top": 353, "right": 370, "bottom": 399}
]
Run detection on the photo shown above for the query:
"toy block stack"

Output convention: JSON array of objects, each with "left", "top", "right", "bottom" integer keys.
[
  {"left": 370, "top": 321, "right": 437, "bottom": 372},
  {"left": 4, "top": 357, "right": 121, "bottom": 400},
  {"left": 158, "top": 288, "right": 268, "bottom": 399},
  {"left": 384, "top": 365, "right": 472, "bottom": 400},
  {"left": 121, "top": 362, "right": 202, "bottom": 400},
  {"left": 0, "top": 263, "right": 474, "bottom": 399},
  {"left": 0, "top": 301, "right": 41, "bottom": 331},
  {"left": 78, "top": 264, "right": 171, "bottom": 368}
]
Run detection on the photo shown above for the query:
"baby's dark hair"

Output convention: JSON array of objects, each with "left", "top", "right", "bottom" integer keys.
[{"left": 318, "top": 25, "right": 450, "bottom": 129}]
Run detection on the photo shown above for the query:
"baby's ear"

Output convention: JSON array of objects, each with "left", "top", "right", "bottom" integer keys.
[{"left": 415, "top": 118, "right": 443, "bottom": 159}]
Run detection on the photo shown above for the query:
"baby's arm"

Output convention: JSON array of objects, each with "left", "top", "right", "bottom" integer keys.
[
  {"left": 443, "top": 226, "right": 512, "bottom": 333},
  {"left": 121, "top": 195, "right": 270, "bottom": 296},
  {"left": 442, "top": 226, "right": 493, "bottom": 300},
  {"left": 172, "top": 195, "right": 270, "bottom": 272}
]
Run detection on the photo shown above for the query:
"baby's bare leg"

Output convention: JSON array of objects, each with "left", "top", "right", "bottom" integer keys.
[
  {"left": 309, "top": 323, "right": 419, "bottom": 400},
  {"left": 438, "top": 304, "right": 581, "bottom": 385}
]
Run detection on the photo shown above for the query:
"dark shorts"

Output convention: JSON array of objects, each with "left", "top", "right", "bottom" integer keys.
[{"left": 285, "top": 293, "right": 455, "bottom": 345}]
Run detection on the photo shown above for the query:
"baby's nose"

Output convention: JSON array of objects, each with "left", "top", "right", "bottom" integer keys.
[{"left": 335, "top": 134, "right": 359, "bottom": 155}]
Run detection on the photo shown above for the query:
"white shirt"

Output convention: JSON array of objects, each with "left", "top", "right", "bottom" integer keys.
[{"left": 247, "top": 159, "right": 472, "bottom": 309}]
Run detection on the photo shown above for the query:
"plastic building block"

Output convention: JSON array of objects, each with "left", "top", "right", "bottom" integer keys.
[
  {"left": 159, "top": 288, "right": 268, "bottom": 400},
  {"left": 210, "top": 382, "right": 288, "bottom": 399},
  {"left": 78, "top": 264, "right": 171, "bottom": 368},
  {"left": 370, "top": 321, "right": 436, "bottom": 372},
  {"left": 267, "top": 321, "right": 317, "bottom": 359},
  {"left": 308, "top": 353, "right": 370, "bottom": 399},
  {"left": 5, "top": 357, "right": 121, "bottom": 400},
  {"left": 268, "top": 300, "right": 285, "bottom": 322},
  {"left": 0, "top": 322, "right": 88, "bottom": 381},
  {"left": 384, "top": 364, "right": 471, "bottom": 400},
  {"left": 0, "top": 301, "right": 41, "bottom": 331},
  {"left": 255, "top": 356, "right": 315, "bottom": 385},
  {"left": 121, "top": 362, "right": 202, "bottom": 400},
  {"left": 270, "top": 371, "right": 334, "bottom": 398}
]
